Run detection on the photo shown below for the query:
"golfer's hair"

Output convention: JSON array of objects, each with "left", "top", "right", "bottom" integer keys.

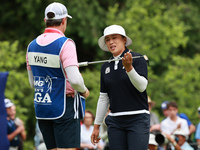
[
  {"left": 121, "top": 35, "right": 127, "bottom": 43},
  {"left": 167, "top": 101, "right": 178, "bottom": 109},
  {"left": 45, "top": 12, "right": 62, "bottom": 27}
]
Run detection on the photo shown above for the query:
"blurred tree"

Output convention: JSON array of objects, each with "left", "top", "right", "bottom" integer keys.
[
  {"left": 0, "top": 0, "right": 48, "bottom": 46},
  {"left": 81, "top": 69, "right": 100, "bottom": 114},
  {"left": 160, "top": 0, "right": 200, "bottom": 56}
]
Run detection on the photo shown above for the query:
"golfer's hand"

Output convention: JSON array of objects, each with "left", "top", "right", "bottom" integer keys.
[
  {"left": 81, "top": 88, "right": 89, "bottom": 98},
  {"left": 122, "top": 52, "right": 133, "bottom": 72},
  {"left": 91, "top": 125, "right": 101, "bottom": 145}
]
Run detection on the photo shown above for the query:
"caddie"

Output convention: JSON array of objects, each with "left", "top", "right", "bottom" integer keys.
[{"left": 26, "top": 2, "right": 89, "bottom": 150}]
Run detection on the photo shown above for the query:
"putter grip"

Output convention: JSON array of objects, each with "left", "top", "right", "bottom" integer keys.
[{"left": 78, "top": 62, "right": 88, "bottom": 67}]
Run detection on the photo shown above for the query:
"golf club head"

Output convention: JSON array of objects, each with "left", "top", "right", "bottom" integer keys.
[{"left": 143, "top": 55, "right": 149, "bottom": 65}]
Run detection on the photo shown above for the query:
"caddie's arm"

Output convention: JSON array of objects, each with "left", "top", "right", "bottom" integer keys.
[
  {"left": 27, "top": 70, "right": 34, "bottom": 88},
  {"left": 65, "top": 66, "right": 89, "bottom": 98}
]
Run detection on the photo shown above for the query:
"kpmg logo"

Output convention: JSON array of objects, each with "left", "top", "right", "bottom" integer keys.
[{"left": 33, "top": 75, "right": 57, "bottom": 104}]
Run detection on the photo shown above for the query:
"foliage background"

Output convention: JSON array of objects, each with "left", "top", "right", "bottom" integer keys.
[{"left": 1, "top": 0, "right": 200, "bottom": 148}]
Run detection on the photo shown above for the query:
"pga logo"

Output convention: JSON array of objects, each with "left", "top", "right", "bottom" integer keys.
[{"left": 34, "top": 92, "right": 52, "bottom": 104}]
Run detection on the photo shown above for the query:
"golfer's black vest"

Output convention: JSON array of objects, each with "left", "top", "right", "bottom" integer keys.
[{"left": 100, "top": 48, "right": 148, "bottom": 114}]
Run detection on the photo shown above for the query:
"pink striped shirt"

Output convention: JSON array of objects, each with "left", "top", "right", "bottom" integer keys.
[{"left": 26, "top": 28, "right": 78, "bottom": 94}]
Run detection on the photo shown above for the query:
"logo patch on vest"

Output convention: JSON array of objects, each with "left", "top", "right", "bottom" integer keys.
[
  {"left": 105, "top": 67, "right": 110, "bottom": 74},
  {"left": 34, "top": 75, "right": 57, "bottom": 105}
]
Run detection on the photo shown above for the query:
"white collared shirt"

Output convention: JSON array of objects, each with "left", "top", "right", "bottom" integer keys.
[{"left": 161, "top": 116, "right": 189, "bottom": 135}]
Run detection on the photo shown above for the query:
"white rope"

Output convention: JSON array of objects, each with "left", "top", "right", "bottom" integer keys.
[{"left": 74, "top": 91, "right": 79, "bottom": 119}]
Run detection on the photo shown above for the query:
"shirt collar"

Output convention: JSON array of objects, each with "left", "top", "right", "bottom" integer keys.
[
  {"left": 44, "top": 28, "right": 65, "bottom": 37},
  {"left": 120, "top": 47, "right": 130, "bottom": 57},
  {"left": 110, "top": 47, "right": 129, "bottom": 60}
]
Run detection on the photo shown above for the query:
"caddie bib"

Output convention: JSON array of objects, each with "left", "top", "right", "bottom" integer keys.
[{"left": 28, "top": 37, "right": 67, "bottom": 119}]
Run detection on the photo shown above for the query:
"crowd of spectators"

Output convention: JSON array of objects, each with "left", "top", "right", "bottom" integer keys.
[
  {"left": 4, "top": 97, "right": 200, "bottom": 150},
  {"left": 5, "top": 98, "right": 26, "bottom": 150},
  {"left": 148, "top": 96, "right": 200, "bottom": 150}
]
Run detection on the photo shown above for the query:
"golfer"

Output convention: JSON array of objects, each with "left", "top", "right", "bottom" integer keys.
[
  {"left": 91, "top": 25, "right": 150, "bottom": 150},
  {"left": 26, "top": 2, "right": 89, "bottom": 150}
]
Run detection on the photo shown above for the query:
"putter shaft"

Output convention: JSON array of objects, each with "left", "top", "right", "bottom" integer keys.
[{"left": 78, "top": 55, "right": 148, "bottom": 67}]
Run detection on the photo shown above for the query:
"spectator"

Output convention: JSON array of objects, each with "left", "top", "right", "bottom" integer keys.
[
  {"left": 195, "top": 107, "right": 200, "bottom": 149},
  {"left": 10, "top": 105, "right": 26, "bottom": 150},
  {"left": 178, "top": 113, "right": 196, "bottom": 141},
  {"left": 173, "top": 129, "right": 194, "bottom": 150},
  {"left": 161, "top": 101, "right": 189, "bottom": 136},
  {"left": 148, "top": 134, "right": 158, "bottom": 150},
  {"left": 148, "top": 96, "right": 161, "bottom": 134},
  {"left": 164, "top": 128, "right": 194, "bottom": 150},
  {"left": 161, "top": 101, "right": 169, "bottom": 118},
  {"left": 161, "top": 101, "right": 196, "bottom": 138},
  {"left": 80, "top": 110, "right": 104, "bottom": 150},
  {"left": 5, "top": 98, "right": 26, "bottom": 150}
]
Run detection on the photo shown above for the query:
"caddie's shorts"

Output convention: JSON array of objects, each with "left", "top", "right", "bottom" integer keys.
[
  {"left": 105, "top": 113, "right": 150, "bottom": 150},
  {"left": 38, "top": 97, "right": 80, "bottom": 149}
]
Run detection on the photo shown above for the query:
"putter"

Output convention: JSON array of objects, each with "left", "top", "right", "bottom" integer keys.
[{"left": 78, "top": 55, "right": 149, "bottom": 67}]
